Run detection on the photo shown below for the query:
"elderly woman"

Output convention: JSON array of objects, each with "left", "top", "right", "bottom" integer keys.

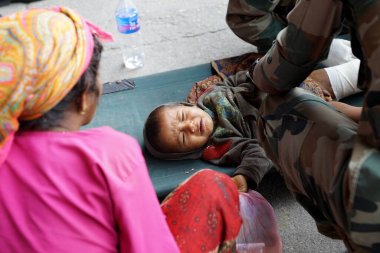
[{"left": 0, "top": 8, "right": 242, "bottom": 253}]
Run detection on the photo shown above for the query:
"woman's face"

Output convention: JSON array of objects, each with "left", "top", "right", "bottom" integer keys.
[{"left": 158, "top": 105, "right": 214, "bottom": 153}]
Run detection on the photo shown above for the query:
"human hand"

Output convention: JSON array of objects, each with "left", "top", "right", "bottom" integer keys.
[
  {"left": 232, "top": 175, "right": 248, "bottom": 192},
  {"left": 308, "top": 69, "right": 335, "bottom": 100}
]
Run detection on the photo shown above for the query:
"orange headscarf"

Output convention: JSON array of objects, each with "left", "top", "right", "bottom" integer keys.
[{"left": 0, "top": 7, "right": 112, "bottom": 165}]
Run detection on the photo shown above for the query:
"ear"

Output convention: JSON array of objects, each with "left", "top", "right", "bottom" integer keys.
[{"left": 79, "top": 91, "right": 90, "bottom": 115}]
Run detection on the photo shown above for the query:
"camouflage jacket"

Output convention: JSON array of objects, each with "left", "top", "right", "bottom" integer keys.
[{"left": 226, "top": 0, "right": 296, "bottom": 53}]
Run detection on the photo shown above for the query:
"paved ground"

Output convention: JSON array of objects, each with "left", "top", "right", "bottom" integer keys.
[{"left": 1, "top": 1, "right": 346, "bottom": 252}]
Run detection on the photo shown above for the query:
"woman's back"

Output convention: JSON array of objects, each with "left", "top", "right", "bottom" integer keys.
[{"left": 0, "top": 127, "right": 178, "bottom": 253}]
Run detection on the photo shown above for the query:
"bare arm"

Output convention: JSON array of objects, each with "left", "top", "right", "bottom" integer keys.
[{"left": 329, "top": 101, "right": 362, "bottom": 123}]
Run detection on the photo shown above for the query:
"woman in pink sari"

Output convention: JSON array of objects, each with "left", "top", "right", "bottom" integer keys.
[{"left": 0, "top": 7, "right": 244, "bottom": 253}]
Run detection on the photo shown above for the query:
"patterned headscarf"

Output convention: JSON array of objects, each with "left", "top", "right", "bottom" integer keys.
[{"left": 0, "top": 7, "right": 113, "bottom": 165}]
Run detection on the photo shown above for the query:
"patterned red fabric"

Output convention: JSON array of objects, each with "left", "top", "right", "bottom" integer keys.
[
  {"left": 202, "top": 140, "right": 233, "bottom": 161},
  {"left": 187, "top": 75, "right": 223, "bottom": 104},
  {"left": 161, "top": 169, "right": 242, "bottom": 253}
]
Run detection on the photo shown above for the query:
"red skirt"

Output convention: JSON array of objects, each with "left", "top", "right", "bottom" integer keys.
[{"left": 161, "top": 169, "right": 242, "bottom": 253}]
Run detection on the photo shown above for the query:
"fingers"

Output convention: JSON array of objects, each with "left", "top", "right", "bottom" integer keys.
[{"left": 232, "top": 175, "right": 248, "bottom": 192}]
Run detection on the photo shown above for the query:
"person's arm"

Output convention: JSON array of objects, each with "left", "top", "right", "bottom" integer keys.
[
  {"left": 232, "top": 139, "right": 274, "bottom": 190},
  {"left": 226, "top": 0, "right": 291, "bottom": 53},
  {"left": 307, "top": 59, "right": 362, "bottom": 101},
  {"left": 251, "top": 0, "right": 343, "bottom": 94},
  {"left": 204, "top": 137, "right": 273, "bottom": 191},
  {"left": 329, "top": 101, "right": 362, "bottom": 123},
  {"left": 323, "top": 59, "right": 361, "bottom": 100}
]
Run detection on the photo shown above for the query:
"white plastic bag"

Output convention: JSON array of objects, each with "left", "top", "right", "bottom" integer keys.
[{"left": 236, "top": 190, "right": 282, "bottom": 253}]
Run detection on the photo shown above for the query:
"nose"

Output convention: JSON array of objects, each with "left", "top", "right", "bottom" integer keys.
[{"left": 182, "top": 120, "right": 196, "bottom": 133}]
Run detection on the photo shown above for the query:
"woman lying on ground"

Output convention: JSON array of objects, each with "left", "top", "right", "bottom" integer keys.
[
  {"left": 144, "top": 60, "right": 362, "bottom": 192},
  {"left": 0, "top": 7, "right": 247, "bottom": 253}
]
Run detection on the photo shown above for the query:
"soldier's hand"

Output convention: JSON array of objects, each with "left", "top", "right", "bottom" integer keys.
[{"left": 232, "top": 175, "right": 248, "bottom": 192}]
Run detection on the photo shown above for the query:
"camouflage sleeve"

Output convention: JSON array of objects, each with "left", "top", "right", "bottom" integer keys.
[
  {"left": 351, "top": 2, "right": 380, "bottom": 149},
  {"left": 340, "top": 1, "right": 380, "bottom": 247},
  {"left": 226, "top": 0, "right": 289, "bottom": 53},
  {"left": 251, "top": 0, "right": 343, "bottom": 94}
]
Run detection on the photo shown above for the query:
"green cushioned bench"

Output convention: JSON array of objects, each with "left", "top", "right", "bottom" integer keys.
[
  {"left": 86, "top": 63, "right": 363, "bottom": 199},
  {"left": 86, "top": 64, "right": 234, "bottom": 199}
]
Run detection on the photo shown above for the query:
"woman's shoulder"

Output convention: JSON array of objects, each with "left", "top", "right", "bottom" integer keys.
[
  {"left": 82, "top": 126, "right": 131, "bottom": 137},
  {"left": 15, "top": 127, "right": 141, "bottom": 157},
  {"left": 80, "top": 126, "right": 139, "bottom": 147},
  {"left": 77, "top": 127, "right": 145, "bottom": 168},
  {"left": 79, "top": 127, "right": 146, "bottom": 178}
]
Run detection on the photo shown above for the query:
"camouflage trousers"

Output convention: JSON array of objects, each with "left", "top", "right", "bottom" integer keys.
[{"left": 256, "top": 88, "right": 380, "bottom": 252}]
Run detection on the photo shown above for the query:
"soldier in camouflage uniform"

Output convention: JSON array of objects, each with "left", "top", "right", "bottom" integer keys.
[
  {"left": 250, "top": 0, "right": 380, "bottom": 252},
  {"left": 226, "top": 0, "right": 296, "bottom": 53}
]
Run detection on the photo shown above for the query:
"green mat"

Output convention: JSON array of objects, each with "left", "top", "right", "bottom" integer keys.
[
  {"left": 86, "top": 63, "right": 364, "bottom": 199},
  {"left": 86, "top": 64, "right": 234, "bottom": 198}
]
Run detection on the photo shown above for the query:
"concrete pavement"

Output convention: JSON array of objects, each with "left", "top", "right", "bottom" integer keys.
[{"left": 0, "top": 1, "right": 346, "bottom": 252}]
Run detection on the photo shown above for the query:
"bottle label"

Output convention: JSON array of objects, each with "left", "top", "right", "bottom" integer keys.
[{"left": 116, "top": 9, "right": 140, "bottom": 34}]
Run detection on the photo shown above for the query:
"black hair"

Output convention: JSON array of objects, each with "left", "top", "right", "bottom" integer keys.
[
  {"left": 19, "top": 36, "right": 103, "bottom": 131},
  {"left": 145, "top": 103, "right": 191, "bottom": 153},
  {"left": 144, "top": 104, "right": 168, "bottom": 152}
]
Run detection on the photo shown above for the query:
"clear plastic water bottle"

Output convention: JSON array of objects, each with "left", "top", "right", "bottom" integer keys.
[{"left": 115, "top": 0, "right": 144, "bottom": 70}]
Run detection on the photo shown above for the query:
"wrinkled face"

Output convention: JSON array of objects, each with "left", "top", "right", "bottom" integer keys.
[{"left": 158, "top": 105, "right": 214, "bottom": 153}]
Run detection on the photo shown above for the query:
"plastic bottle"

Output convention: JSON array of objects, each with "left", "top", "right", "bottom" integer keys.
[{"left": 115, "top": 0, "right": 144, "bottom": 70}]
